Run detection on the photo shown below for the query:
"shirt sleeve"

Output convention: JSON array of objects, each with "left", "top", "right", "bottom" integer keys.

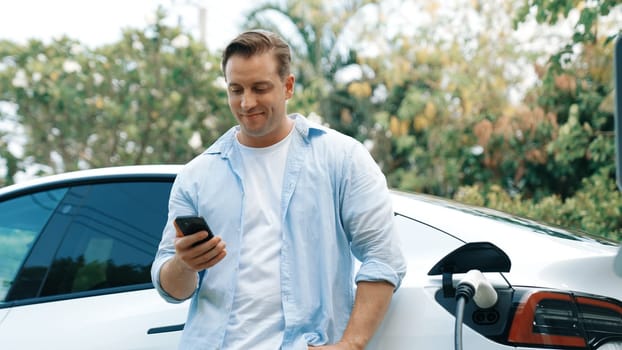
[
  {"left": 150, "top": 170, "right": 200, "bottom": 303},
  {"left": 340, "top": 142, "right": 407, "bottom": 290}
]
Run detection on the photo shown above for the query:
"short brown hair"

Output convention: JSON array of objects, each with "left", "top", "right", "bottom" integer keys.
[{"left": 221, "top": 30, "right": 291, "bottom": 80}]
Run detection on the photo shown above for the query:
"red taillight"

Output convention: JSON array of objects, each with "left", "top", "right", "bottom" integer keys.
[
  {"left": 575, "top": 296, "right": 622, "bottom": 331},
  {"left": 509, "top": 291, "right": 586, "bottom": 347},
  {"left": 507, "top": 290, "right": 622, "bottom": 348},
  {"left": 575, "top": 296, "right": 622, "bottom": 346}
]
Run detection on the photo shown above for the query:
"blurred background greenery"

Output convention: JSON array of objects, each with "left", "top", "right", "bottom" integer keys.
[{"left": 0, "top": 0, "right": 621, "bottom": 240}]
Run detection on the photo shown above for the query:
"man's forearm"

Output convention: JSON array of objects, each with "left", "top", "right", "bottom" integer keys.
[
  {"left": 340, "top": 281, "right": 395, "bottom": 349},
  {"left": 160, "top": 256, "right": 198, "bottom": 300},
  {"left": 158, "top": 232, "right": 227, "bottom": 300}
]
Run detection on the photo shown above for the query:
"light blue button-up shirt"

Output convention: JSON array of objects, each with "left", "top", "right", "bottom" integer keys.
[{"left": 152, "top": 114, "right": 407, "bottom": 350}]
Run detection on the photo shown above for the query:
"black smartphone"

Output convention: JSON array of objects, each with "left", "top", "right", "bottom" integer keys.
[{"left": 174, "top": 215, "right": 214, "bottom": 246}]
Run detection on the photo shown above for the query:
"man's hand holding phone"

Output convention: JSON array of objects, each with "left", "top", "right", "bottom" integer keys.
[{"left": 173, "top": 216, "right": 227, "bottom": 271}]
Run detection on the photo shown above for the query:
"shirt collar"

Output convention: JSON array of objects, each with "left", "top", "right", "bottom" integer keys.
[{"left": 204, "top": 113, "right": 327, "bottom": 158}]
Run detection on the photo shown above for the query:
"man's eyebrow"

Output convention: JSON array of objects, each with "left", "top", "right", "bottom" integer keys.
[
  {"left": 254, "top": 81, "right": 274, "bottom": 88},
  {"left": 253, "top": 80, "right": 274, "bottom": 85},
  {"left": 227, "top": 80, "right": 274, "bottom": 86}
]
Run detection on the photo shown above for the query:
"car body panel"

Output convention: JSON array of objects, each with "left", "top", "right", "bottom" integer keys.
[
  {"left": 392, "top": 191, "right": 621, "bottom": 299},
  {"left": 369, "top": 283, "right": 526, "bottom": 349},
  {"left": 0, "top": 308, "right": 8, "bottom": 326},
  {"left": 0, "top": 290, "right": 189, "bottom": 350}
]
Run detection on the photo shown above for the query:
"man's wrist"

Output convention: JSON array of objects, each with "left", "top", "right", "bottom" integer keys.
[
  {"left": 338, "top": 338, "right": 365, "bottom": 350},
  {"left": 171, "top": 254, "right": 196, "bottom": 274}
]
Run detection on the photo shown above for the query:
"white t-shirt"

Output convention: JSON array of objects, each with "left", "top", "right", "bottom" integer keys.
[{"left": 223, "top": 130, "right": 293, "bottom": 349}]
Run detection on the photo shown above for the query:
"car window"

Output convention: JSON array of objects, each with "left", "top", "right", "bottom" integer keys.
[
  {"left": 3, "top": 180, "right": 172, "bottom": 303},
  {"left": 0, "top": 188, "right": 67, "bottom": 302},
  {"left": 38, "top": 181, "right": 171, "bottom": 297}
]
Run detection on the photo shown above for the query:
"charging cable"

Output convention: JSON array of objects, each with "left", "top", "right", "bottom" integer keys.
[{"left": 454, "top": 270, "right": 498, "bottom": 350}]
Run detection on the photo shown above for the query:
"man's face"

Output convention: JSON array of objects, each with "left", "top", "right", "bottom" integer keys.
[{"left": 225, "top": 52, "right": 294, "bottom": 148}]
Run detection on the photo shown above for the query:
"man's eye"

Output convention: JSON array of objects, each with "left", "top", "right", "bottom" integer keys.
[{"left": 229, "top": 88, "right": 242, "bottom": 94}]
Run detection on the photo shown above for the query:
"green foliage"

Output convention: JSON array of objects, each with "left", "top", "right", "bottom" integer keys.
[
  {"left": 0, "top": 8, "right": 231, "bottom": 178},
  {"left": 514, "top": 0, "right": 620, "bottom": 45},
  {"left": 0, "top": 135, "right": 18, "bottom": 186},
  {"left": 364, "top": 0, "right": 620, "bottom": 241},
  {"left": 523, "top": 37, "right": 616, "bottom": 199},
  {"left": 454, "top": 168, "right": 622, "bottom": 241},
  {"left": 364, "top": 2, "right": 532, "bottom": 198}
]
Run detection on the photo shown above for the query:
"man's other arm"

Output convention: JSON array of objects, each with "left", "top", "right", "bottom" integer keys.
[{"left": 310, "top": 280, "right": 394, "bottom": 350}]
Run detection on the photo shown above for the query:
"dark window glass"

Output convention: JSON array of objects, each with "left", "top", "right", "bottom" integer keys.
[
  {"left": 39, "top": 181, "right": 171, "bottom": 296},
  {"left": 0, "top": 189, "right": 67, "bottom": 302}
]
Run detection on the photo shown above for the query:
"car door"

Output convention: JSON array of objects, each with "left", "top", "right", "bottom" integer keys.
[{"left": 0, "top": 179, "right": 189, "bottom": 350}]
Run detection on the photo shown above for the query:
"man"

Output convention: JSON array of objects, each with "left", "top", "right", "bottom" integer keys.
[{"left": 151, "top": 30, "right": 407, "bottom": 350}]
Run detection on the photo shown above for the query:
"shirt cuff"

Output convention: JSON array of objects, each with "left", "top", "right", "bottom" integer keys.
[
  {"left": 152, "top": 256, "right": 195, "bottom": 304},
  {"left": 355, "top": 259, "right": 404, "bottom": 291}
]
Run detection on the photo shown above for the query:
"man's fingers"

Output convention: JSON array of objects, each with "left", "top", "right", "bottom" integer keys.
[
  {"left": 176, "top": 231, "right": 213, "bottom": 250},
  {"left": 192, "top": 240, "right": 226, "bottom": 264},
  {"left": 174, "top": 235, "right": 226, "bottom": 270},
  {"left": 182, "top": 238, "right": 226, "bottom": 270},
  {"left": 198, "top": 249, "right": 227, "bottom": 269}
]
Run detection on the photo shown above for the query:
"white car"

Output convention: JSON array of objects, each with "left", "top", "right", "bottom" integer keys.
[{"left": 0, "top": 165, "right": 620, "bottom": 349}]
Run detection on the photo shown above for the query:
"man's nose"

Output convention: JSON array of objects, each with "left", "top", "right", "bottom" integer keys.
[{"left": 241, "top": 92, "right": 257, "bottom": 110}]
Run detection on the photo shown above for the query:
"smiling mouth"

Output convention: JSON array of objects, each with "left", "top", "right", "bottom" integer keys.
[{"left": 241, "top": 111, "right": 264, "bottom": 118}]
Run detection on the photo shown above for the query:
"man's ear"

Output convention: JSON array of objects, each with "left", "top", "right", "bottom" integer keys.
[{"left": 284, "top": 74, "right": 295, "bottom": 99}]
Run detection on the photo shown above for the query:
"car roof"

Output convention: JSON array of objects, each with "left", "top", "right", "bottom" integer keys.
[{"left": 0, "top": 164, "right": 182, "bottom": 198}]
